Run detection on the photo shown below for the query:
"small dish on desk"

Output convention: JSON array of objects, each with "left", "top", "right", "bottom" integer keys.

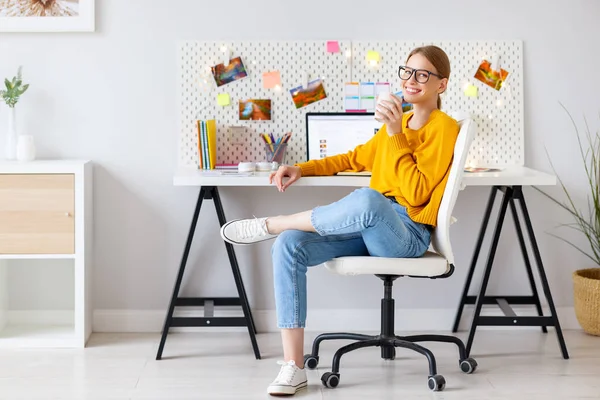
[
  {"left": 256, "top": 162, "right": 273, "bottom": 172},
  {"left": 238, "top": 162, "right": 256, "bottom": 172}
]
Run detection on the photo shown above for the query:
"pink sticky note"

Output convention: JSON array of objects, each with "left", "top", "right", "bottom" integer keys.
[
  {"left": 263, "top": 71, "right": 282, "bottom": 89},
  {"left": 327, "top": 41, "right": 340, "bottom": 53}
]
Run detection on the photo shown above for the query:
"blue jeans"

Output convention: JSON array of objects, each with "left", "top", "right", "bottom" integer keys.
[{"left": 271, "top": 188, "right": 432, "bottom": 329}]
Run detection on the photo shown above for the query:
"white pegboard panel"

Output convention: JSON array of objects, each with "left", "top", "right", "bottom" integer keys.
[
  {"left": 178, "top": 40, "right": 523, "bottom": 168},
  {"left": 351, "top": 40, "right": 524, "bottom": 167},
  {"left": 178, "top": 41, "right": 351, "bottom": 167}
]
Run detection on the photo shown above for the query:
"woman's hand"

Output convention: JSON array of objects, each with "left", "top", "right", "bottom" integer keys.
[
  {"left": 269, "top": 165, "right": 302, "bottom": 192},
  {"left": 375, "top": 95, "right": 404, "bottom": 135}
]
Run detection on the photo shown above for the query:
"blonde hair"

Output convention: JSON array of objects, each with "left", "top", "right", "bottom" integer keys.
[{"left": 406, "top": 45, "right": 450, "bottom": 109}]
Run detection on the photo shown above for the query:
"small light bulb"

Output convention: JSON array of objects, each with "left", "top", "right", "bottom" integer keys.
[
  {"left": 252, "top": 60, "right": 257, "bottom": 65},
  {"left": 496, "top": 99, "right": 504, "bottom": 108},
  {"left": 220, "top": 46, "right": 227, "bottom": 52},
  {"left": 345, "top": 49, "right": 352, "bottom": 58},
  {"left": 275, "top": 84, "right": 281, "bottom": 90},
  {"left": 369, "top": 60, "right": 377, "bottom": 66}
]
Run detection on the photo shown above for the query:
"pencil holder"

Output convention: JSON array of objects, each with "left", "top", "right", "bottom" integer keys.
[{"left": 265, "top": 143, "right": 287, "bottom": 164}]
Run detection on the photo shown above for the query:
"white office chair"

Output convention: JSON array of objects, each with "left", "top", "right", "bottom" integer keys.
[{"left": 303, "top": 112, "right": 477, "bottom": 392}]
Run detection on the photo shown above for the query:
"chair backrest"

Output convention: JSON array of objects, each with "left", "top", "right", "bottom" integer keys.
[{"left": 430, "top": 112, "right": 476, "bottom": 265}]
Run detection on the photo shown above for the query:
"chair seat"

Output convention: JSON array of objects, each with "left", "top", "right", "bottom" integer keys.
[{"left": 324, "top": 251, "right": 450, "bottom": 278}]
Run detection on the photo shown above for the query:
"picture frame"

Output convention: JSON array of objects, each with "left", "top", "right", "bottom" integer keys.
[{"left": 0, "top": 0, "right": 95, "bottom": 32}]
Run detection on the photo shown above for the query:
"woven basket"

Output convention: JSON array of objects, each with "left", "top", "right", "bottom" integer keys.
[{"left": 573, "top": 268, "right": 600, "bottom": 336}]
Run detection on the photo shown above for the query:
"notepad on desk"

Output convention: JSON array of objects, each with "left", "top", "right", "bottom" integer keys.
[{"left": 336, "top": 171, "right": 372, "bottom": 176}]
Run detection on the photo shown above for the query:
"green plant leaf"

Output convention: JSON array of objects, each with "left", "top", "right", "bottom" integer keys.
[{"left": 536, "top": 102, "right": 600, "bottom": 266}]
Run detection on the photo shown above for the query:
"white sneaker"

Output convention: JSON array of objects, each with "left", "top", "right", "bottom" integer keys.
[
  {"left": 220, "top": 217, "right": 277, "bottom": 245},
  {"left": 267, "top": 360, "right": 308, "bottom": 396}
]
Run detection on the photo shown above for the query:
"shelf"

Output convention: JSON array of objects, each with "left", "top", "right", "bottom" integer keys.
[
  {"left": 0, "top": 324, "right": 77, "bottom": 348},
  {"left": 0, "top": 254, "right": 76, "bottom": 260}
]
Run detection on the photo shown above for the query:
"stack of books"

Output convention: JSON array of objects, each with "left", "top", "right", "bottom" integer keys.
[{"left": 196, "top": 119, "right": 217, "bottom": 169}]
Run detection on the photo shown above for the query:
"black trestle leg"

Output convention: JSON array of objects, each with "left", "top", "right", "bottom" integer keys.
[
  {"left": 156, "top": 186, "right": 261, "bottom": 360},
  {"left": 516, "top": 189, "right": 569, "bottom": 359},
  {"left": 509, "top": 196, "right": 547, "bottom": 333},
  {"left": 465, "top": 187, "right": 511, "bottom": 357},
  {"left": 453, "top": 187, "right": 497, "bottom": 332},
  {"left": 212, "top": 187, "right": 261, "bottom": 359},
  {"left": 156, "top": 187, "right": 205, "bottom": 360}
]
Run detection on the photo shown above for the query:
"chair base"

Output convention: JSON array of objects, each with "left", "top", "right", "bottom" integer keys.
[{"left": 305, "top": 275, "right": 477, "bottom": 392}]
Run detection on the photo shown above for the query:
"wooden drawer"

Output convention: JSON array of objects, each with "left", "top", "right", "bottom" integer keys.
[{"left": 0, "top": 174, "right": 75, "bottom": 254}]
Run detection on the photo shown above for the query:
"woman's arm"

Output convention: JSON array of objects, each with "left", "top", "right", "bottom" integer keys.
[
  {"left": 387, "top": 118, "right": 459, "bottom": 206},
  {"left": 295, "top": 129, "right": 382, "bottom": 176}
]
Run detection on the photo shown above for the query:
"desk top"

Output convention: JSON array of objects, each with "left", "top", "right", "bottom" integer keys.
[{"left": 173, "top": 166, "right": 556, "bottom": 187}]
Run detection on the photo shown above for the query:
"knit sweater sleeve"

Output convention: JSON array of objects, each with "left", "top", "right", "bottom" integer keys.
[
  {"left": 386, "top": 117, "right": 459, "bottom": 207},
  {"left": 295, "top": 128, "right": 381, "bottom": 176}
]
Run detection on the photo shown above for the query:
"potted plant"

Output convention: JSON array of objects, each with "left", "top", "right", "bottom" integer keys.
[
  {"left": 537, "top": 104, "right": 600, "bottom": 336},
  {"left": 0, "top": 66, "right": 29, "bottom": 160}
]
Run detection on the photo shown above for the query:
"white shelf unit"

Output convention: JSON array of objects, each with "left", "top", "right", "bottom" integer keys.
[{"left": 0, "top": 160, "right": 93, "bottom": 348}]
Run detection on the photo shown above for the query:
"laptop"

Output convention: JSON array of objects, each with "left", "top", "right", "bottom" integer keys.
[{"left": 305, "top": 113, "right": 380, "bottom": 175}]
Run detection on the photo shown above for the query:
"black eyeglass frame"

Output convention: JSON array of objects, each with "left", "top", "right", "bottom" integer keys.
[{"left": 398, "top": 66, "right": 443, "bottom": 83}]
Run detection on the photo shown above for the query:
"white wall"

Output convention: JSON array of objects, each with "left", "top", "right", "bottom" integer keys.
[{"left": 1, "top": 0, "right": 598, "bottom": 331}]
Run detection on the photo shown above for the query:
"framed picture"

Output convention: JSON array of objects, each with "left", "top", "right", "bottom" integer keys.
[{"left": 0, "top": 0, "right": 95, "bottom": 32}]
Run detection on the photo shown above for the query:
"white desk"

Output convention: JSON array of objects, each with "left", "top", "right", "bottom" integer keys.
[
  {"left": 159, "top": 165, "right": 568, "bottom": 360},
  {"left": 173, "top": 165, "right": 557, "bottom": 187}
]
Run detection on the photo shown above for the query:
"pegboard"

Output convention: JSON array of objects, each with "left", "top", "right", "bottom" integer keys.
[
  {"left": 178, "top": 41, "right": 351, "bottom": 167},
  {"left": 178, "top": 40, "right": 523, "bottom": 168},
  {"left": 351, "top": 40, "right": 524, "bottom": 167}
]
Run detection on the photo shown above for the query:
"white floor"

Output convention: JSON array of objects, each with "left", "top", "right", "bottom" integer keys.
[{"left": 0, "top": 330, "right": 598, "bottom": 399}]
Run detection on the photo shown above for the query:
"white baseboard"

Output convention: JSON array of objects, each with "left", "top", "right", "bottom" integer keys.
[
  {"left": 93, "top": 306, "right": 580, "bottom": 333},
  {"left": 8, "top": 310, "right": 74, "bottom": 325}
]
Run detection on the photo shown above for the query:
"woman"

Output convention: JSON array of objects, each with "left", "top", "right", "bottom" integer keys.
[{"left": 220, "top": 45, "right": 459, "bottom": 396}]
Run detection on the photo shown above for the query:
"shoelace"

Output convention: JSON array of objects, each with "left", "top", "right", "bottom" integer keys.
[
  {"left": 274, "top": 360, "right": 297, "bottom": 384},
  {"left": 236, "top": 216, "right": 268, "bottom": 239}
]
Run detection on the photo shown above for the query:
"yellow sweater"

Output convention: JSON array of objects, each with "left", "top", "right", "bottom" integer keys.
[{"left": 295, "top": 109, "right": 459, "bottom": 226}]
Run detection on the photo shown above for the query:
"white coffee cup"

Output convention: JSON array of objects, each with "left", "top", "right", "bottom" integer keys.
[{"left": 375, "top": 92, "right": 399, "bottom": 122}]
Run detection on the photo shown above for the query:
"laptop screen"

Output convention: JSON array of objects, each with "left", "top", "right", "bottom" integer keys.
[{"left": 305, "top": 113, "right": 382, "bottom": 161}]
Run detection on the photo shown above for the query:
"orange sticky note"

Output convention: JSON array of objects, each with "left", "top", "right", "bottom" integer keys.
[
  {"left": 327, "top": 41, "right": 340, "bottom": 53},
  {"left": 263, "top": 71, "right": 281, "bottom": 89}
]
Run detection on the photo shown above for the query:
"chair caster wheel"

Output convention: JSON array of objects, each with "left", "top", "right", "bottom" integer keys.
[
  {"left": 459, "top": 357, "right": 478, "bottom": 374},
  {"left": 304, "top": 354, "right": 319, "bottom": 370},
  {"left": 321, "top": 372, "right": 340, "bottom": 388},
  {"left": 427, "top": 374, "right": 445, "bottom": 391}
]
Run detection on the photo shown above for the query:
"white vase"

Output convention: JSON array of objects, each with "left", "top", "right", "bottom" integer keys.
[
  {"left": 5, "top": 106, "right": 18, "bottom": 160},
  {"left": 16, "top": 134, "right": 35, "bottom": 162}
]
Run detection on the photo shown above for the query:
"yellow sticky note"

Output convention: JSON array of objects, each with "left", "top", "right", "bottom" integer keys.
[
  {"left": 263, "top": 71, "right": 281, "bottom": 89},
  {"left": 464, "top": 84, "right": 478, "bottom": 97},
  {"left": 217, "top": 93, "right": 230, "bottom": 106},
  {"left": 366, "top": 50, "right": 380, "bottom": 62}
]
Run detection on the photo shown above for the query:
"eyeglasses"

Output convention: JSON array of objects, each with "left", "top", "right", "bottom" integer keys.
[{"left": 398, "top": 66, "right": 443, "bottom": 84}]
